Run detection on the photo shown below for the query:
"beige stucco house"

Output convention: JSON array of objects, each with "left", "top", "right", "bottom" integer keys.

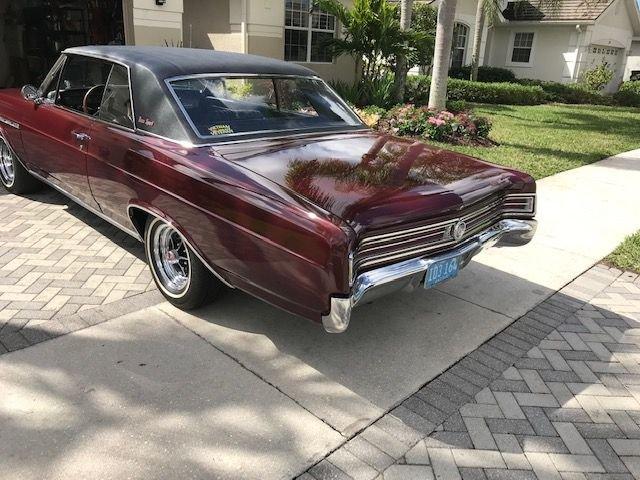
[
  {"left": 4, "top": 0, "right": 637, "bottom": 91},
  {"left": 121, "top": 0, "right": 357, "bottom": 84},
  {"left": 450, "top": 0, "right": 640, "bottom": 91}
]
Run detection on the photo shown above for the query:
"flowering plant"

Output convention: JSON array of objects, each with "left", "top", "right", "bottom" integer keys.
[{"left": 379, "top": 104, "right": 492, "bottom": 145}]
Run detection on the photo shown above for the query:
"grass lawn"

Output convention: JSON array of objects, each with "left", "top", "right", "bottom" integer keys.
[
  {"left": 434, "top": 103, "right": 640, "bottom": 179},
  {"left": 606, "top": 231, "right": 640, "bottom": 274}
]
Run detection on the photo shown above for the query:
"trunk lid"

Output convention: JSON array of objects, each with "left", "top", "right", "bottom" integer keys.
[{"left": 213, "top": 131, "right": 531, "bottom": 233}]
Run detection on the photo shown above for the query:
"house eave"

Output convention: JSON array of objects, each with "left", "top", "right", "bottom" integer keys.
[{"left": 495, "top": 20, "right": 595, "bottom": 27}]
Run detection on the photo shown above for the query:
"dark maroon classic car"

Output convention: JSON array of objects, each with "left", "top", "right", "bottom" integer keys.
[{"left": 0, "top": 46, "right": 537, "bottom": 332}]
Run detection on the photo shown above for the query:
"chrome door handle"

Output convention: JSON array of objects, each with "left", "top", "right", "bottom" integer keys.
[{"left": 73, "top": 132, "right": 91, "bottom": 142}]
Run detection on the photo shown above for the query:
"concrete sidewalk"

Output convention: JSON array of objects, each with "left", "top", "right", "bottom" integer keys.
[
  {"left": 1, "top": 149, "right": 640, "bottom": 479},
  {"left": 439, "top": 148, "right": 640, "bottom": 319}
]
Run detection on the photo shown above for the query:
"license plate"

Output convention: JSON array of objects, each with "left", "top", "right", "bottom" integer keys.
[{"left": 424, "top": 257, "right": 460, "bottom": 289}]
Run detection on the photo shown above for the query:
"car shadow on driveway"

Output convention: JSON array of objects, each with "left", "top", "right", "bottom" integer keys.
[
  {"left": 9, "top": 188, "right": 145, "bottom": 261},
  {"left": 156, "top": 261, "right": 577, "bottom": 436}
]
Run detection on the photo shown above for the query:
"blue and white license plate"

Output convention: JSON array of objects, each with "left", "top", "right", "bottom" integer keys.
[{"left": 424, "top": 257, "right": 460, "bottom": 289}]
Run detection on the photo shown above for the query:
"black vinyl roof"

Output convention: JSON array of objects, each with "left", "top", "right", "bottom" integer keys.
[
  {"left": 61, "top": 46, "right": 318, "bottom": 144},
  {"left": 64, "top": 46, "right": 317, "bottom": 79}
]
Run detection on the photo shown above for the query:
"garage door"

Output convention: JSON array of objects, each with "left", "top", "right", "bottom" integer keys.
[{"left": 584, "top": 44, "right": 622, "bottom": 92}]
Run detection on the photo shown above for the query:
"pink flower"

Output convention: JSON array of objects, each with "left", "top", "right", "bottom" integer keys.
[
  {"left": 439, "top": 111, "right": 455, "bottom": 121},
  {"left": 428, "top": 117, "right": 446, "bottom": 126}
]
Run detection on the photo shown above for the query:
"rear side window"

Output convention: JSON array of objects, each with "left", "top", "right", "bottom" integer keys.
[{"left": 99, "top": 65, "right": 134, "bottom": 129}]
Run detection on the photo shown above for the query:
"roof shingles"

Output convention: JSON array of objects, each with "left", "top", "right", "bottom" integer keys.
[{"left": 502, "top": 0, "right": 615, "bottom": 22}]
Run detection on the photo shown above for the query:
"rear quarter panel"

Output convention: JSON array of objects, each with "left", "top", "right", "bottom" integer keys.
[{"left": 89, "top": 131, "right": 352, "bottom": 321}]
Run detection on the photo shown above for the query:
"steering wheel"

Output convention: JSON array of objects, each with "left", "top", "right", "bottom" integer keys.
[{"left": 82, "top": 85, "right": 105, "bottom": 115}]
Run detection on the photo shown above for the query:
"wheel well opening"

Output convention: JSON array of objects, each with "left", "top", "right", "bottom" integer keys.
[{"left": 128, "top": 207, "right": 149, "bottom": 239}]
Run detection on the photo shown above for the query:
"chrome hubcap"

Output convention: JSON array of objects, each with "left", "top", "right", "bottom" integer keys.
[
  {"left": 152, "top": 223, "right": 190, "bottom": 295},
  {"left": 0, "top": 138, "right": 15, "bottom": 187}
]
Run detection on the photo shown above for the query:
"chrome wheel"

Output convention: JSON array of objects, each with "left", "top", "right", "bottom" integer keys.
[
  {"left": 0, "top": 138, "right": 15, "bottom": 187},
  {"left": 150, "top": 221, "right": 191, "bottom": 297}
]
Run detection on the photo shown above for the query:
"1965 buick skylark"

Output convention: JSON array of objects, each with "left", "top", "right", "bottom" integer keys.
[{"left": 0, "top": 46, "right": 536, "bottom": 333}]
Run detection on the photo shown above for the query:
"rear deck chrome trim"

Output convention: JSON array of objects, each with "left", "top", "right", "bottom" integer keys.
[{"left": 323, "top": 218, "right": 537, "bottom": 333}]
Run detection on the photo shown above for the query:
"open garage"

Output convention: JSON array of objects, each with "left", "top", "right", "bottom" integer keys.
[{"left": 0, "top": 0, "right": 125, "bottom": 88}]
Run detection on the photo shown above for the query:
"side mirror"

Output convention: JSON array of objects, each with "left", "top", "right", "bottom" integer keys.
[{"left": 21, "top": 85, "right": 43, "bottom": 104}]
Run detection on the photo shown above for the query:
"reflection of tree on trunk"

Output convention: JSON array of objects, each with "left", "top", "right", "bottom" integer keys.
[{"left": 284, "top": 137, "right": 486, "bottom": 213}]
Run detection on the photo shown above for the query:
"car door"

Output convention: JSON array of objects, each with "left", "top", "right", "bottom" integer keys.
[
  {"left": 20, "top": 54, "right": 111, "bottom": 209},
  {"left": 85, "top": 62, "right": 140, "bottom": 229}
]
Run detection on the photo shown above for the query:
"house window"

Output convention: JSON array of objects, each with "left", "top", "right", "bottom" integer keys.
[
  {"left": 511, "top": 32, "right": 534, "bottom": 63},
  {"left": 450, "top": 23, "right": 469, "bottom": 68},
  {"left": 285, "top": 1, "right": 336, "bottom": 63}
]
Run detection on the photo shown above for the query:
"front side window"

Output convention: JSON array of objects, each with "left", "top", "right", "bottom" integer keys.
[
  {"left": 450, "top": 23, "right": 469, "bottom": 69},
  {"left": 168, "top": 75, "right": 362, "bottom": 139},
  {"left": 511, "top": 32, "right": 534, "bottom": 63},
  {"left": 56, "top": 55, "right": 112, "bottom": 115},
  {"left": 99, "top": 65, "right": 134, "bottom": 129},
  {"left": 285, "top": 1, "right": 336, "bottom": 63}
]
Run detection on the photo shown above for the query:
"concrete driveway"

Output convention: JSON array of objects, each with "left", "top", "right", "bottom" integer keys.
[{"left": 1, "top": 150, "right": 639, "bottom": 479}]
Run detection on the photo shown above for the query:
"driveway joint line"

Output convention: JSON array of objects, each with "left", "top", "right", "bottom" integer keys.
[{"left": 162, "top": 308, "right": 347, "bottom": 440}]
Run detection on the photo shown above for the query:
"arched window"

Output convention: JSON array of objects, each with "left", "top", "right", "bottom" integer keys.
[{"left": 451, "top": 23, "right": 469, "bottom": 68}]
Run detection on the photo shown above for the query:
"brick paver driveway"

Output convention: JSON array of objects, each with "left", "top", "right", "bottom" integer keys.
[
  {"left": 0, "top": 189, "right": 159, "bottom": 352},
  {"left": 302, "top": 267, "right": 640, "bottom": 480}
]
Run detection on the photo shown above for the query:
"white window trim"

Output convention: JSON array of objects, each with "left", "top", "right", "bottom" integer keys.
[
  {"left": 506, "top": 30, "right": 536, "bottom": 68},
  {"left": 284, "top": 7, "right": 336, "bottom": 65},
  {"left": 450, "top": 22, "right": 470, "bottom": 68}
]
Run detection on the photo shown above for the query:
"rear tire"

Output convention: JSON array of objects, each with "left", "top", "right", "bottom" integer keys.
[
  {"left": 144, "top": 216, "right": 223, "bottom": 310},
  {"left": 0, "top": 136, "right": 42, "bottom": 194}
]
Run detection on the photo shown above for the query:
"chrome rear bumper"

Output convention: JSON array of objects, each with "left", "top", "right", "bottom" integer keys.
[{"left": 322, "top": 218, "right": 537, "bottom": 333}]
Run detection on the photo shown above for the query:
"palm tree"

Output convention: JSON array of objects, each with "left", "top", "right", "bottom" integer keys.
[
  {"left": 469, "top": 0, "right": 486, "bottom": 81},
  {"left": 428, "top": 0, "right": 458, "bottom": 110},
  {"left": 391, "top": 0, "right": 414, "bottom": 104}
]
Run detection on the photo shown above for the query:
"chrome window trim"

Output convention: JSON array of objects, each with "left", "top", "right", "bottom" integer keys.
[
  {"left": 163, "top": 73, "right": 365, "bottom": 141},
  {"left": 135, "top": 125, "right": 370, "bottom": 148},
  {"left": 37, "top": 54, "right": 66, "bottom": 99}
]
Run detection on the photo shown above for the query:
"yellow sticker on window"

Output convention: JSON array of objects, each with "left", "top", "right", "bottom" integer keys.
[{"left": 209, "top": 125, "right": 234, "bottom": 135}]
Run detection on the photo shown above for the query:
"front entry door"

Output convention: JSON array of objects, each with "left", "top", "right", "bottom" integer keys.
[
  {"left": 21, "top": 54, "right": 112, "bottom": 209},
  {"left": 21, "top": 102, "right": 97, "bottom": 209}
]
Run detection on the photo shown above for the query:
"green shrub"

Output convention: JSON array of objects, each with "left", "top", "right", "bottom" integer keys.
[
  {"left": 329, "top": 80, "right": 363, "bottom": 105},
  {"left": 363, "top": 75, "right": 395, "bottom": 108},
  {"left": 446, "top": 99, "right": 468, "bottom": 113},
  {"left": 405, "top": 75, "right": 546, "bottom": 106},
  {"left": 329, "top": 75, "right": 396, "bottom": 108},
  {"left": 614, "top": 81, "right": 640, "bottom": 107},
  {"left": 516, "top": 79, "right": 611, "bottom": 105},
  {"left": 449, "top": 66, "right": 516, "bottom": 83},
  {"left": 581, "top": 63, "right": 614, "bottom": 91},
  {"left": 379, "top": 104, "right": 492, "bottom": 144}
]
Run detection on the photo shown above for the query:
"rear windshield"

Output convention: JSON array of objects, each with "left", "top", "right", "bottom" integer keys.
[{"left": 167, "top": 76, "right": 363, "bottom": 139}]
